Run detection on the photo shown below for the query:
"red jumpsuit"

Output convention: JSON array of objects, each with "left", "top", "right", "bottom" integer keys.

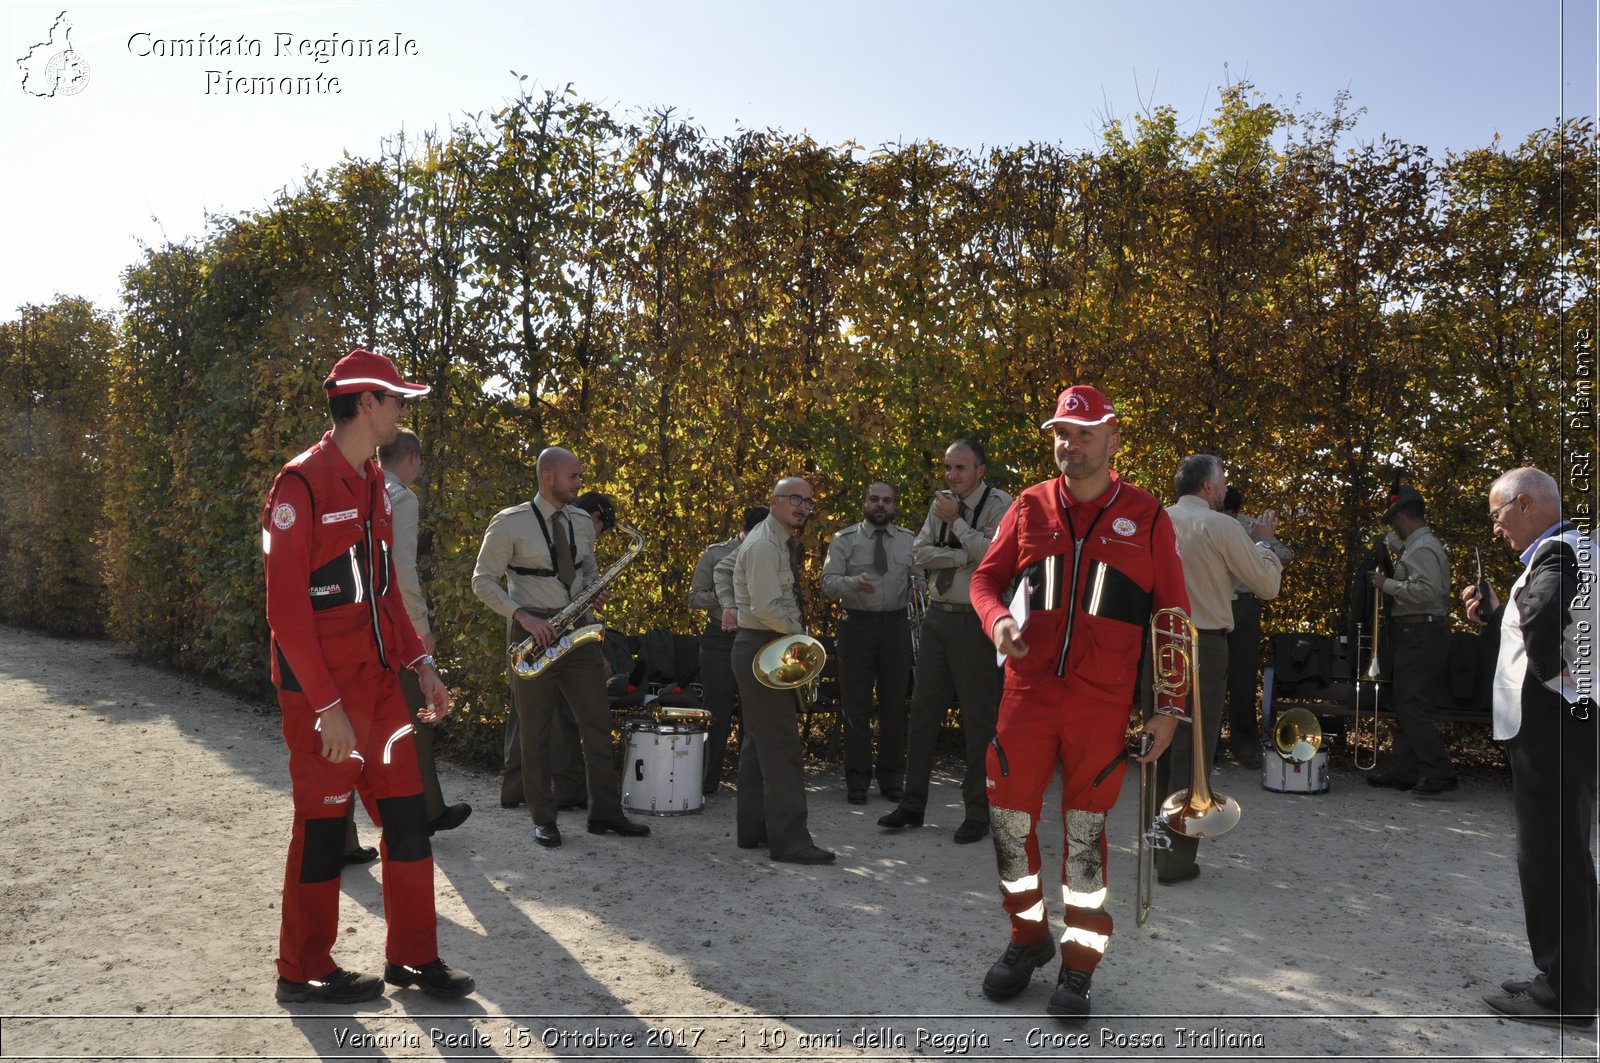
[
  {"left": 971, "top": 471, "right": 1188, "bottom": 974},
  {"left": 262, "top": 431, "right": 436, "bottom": 983}
]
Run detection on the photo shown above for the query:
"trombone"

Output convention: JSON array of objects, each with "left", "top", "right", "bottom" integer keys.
[{"left": 1136, "top": 607, "right": 1243, "bottom": 926}]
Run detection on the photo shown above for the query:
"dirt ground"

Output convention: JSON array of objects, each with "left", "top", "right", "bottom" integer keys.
[{"left": 1, "top": 623, "right": 1595, "bottom": 1062}]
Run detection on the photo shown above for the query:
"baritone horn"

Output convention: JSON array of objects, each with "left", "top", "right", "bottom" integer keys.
[
  {"left": 1273, "top": 707, "right": 1323, "bottom": 764},
  {"left": 1150, "top": 607, "right": 1241, "bottom": 840},
  {"left": 754, "top": 634, "right": 828, "bottom": 708}
]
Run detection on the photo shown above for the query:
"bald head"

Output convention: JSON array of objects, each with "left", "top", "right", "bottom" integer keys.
[
  {"left": 536, "top": 447, "right": 584, "bottom": 507},
  {"left": 769, "top": 476, "right": 815, "bottom": 533}
]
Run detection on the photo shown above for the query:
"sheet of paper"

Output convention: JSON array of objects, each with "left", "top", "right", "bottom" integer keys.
[{"left": 998, "top": 577, "right": 1029, "bottom": 666}]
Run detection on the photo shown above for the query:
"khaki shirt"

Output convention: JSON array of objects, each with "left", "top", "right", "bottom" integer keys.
[
  {"left": 383, "top": 469, "right": 429, "bottom": 637},
  {"left": 732, "top": 513, "right": 804, "bottom": 634},
  {"left": 821, "top": 520, "right": 919, "bottom": 611},
  {"left": 911, "top": 480, "right": 1013, "bottom": 605},
  {"left": 689, "top": 535, "right": 741, "bottom": 624},
  {"left": 471, "top": 493, "right": 598, "bottom": 619},
  {"left": 1231, "top": 512, "right": 1294, "bottom": 596},
  {"left": 1166, "top": 494, "right": 1282, "bottom": 631},
  {"left": 1383, "top": 525, "right": 1451, "bottom": 618}
]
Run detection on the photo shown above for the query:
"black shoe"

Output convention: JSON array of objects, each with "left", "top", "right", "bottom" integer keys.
[
  {"left": 500, "top": 797, "right": 525, "bottom": 809},
  {"left": 847, "top": 790, "right": 868, "bottom": 805},
  {"left": 772, "top": 845, "right": 836, "bottom": 865},
  {"left": 1365, "top": 772, "right": 1414, "bottom": 790},
  {"left": 428, "top": 803, "right": 472, "bottom": 835},
  {"left": 533, "top": 823, "right": 561, "bottom": 848},
  {"left": 1157, "top": 864, "right": 1201, "bottom": 885},
  {"left": 557, "top": 798, "right": 589, "bottom": 812},
  {"left": 342, "top": 846, "right": 378, "bottom": 866},
  {"left": 1501, "top": 978, "right": 1533, "bottom": 995},
  {"left": 383, "top": 959, "right": 475, "bottom": 1000},
  {"left": 953, "top": 820, "right": 989, "bottom": 844},
  {"left": 1046, "top": 967, "right": 1094, "bottom": 1024},
  {"left": 981, "top": 938, "right": 1055, "bottom": 1001},
  {"left": 1483, "top": 989, "right": 1596, "bottom": 1029},
  {"left": 877, "top": 806, "right": 924, "bottom": 829},
  {"left": 737, "top": 836, "right": 768, "bottom": 850},
  {"left": 1410, "top": 777, "right": 1460, "bottom": 797},
  {"left": 588, "top": 817, "right": 651, "bottom": 837},
  {"left": 880, "top": 785, "right": 905, "bottom": 802},
  {"left": 275, "top": 967, "right": 383, "bottom": 1004}
]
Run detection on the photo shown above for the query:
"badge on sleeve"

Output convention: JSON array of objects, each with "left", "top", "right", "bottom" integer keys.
[{"left": 272, "top": 503, "right": 297, "bottom": 530}]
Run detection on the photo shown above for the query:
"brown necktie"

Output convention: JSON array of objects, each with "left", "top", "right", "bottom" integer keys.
[
  {"left": 553, "top": 511, "right": 576, "bottom": 589},
  {"left": 787, "top": 537, "right": 807, "bottom": 622},
  {"left": 933, "top": 502, "right": 970, "bottom": 593},
  {"left": 872, "top": 529, "right": 889, "bottom": 576}
]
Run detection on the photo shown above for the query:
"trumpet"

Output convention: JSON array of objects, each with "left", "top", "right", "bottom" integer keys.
[{"left": 1137, "top": 607, "right": 1241, "bottom": 925}]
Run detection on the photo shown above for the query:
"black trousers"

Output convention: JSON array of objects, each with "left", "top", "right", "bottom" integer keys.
[
  {"left": 699, "top": 626, "right": 739, "bottom": 792},
  {"left": 1507, "top": 692, "right": 1598, "bottom": 1013},
  {"left": 1225, "top": 595, "right": 1264, "bottom": 753},
  {"left": 1386, "top": 618, "right": 1454, "bottom": 783},
  {"left": 901, "top": 606, "right": 1001, "bottom": 824},
  {"left": 837, "top": 609, "right": 912, "bottom": 795}
]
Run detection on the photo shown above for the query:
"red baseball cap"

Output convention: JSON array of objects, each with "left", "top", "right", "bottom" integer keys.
[
  {"left": 1041, "top": 384, "right": 1117, "bottom": 429},
  {"left": 323, "top": 349, "right": 430, "bottom": 398}
]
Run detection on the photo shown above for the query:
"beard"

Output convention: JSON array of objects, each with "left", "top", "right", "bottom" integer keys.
[{"left": 865, "top": 509, "right": 893, "bottom": 527}]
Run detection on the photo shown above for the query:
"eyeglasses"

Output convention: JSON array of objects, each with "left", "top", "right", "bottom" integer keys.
[
  {"left": 376, "top": 392, "right": 408, "bottom": 410},
  {"left": 1487, "top": 497, "right": 1517, "bottom": 525},
  {"left": 777, "top": 494, "right": 817, "bottom": 509}
]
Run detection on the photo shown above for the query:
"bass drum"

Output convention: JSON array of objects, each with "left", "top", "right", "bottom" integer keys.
[{"left": 622, "top": 721, "right": 706, "bottom": 816}]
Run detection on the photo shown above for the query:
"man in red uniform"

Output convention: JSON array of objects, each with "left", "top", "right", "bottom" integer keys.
[
  {"left": 263, "top": 348, "right": 474, "bottom": 1004},
  {"left": 969, "top": 385, "right": 1189, "bottom": 1024}
]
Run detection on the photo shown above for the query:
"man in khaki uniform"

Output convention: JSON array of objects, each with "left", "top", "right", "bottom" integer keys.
[
  {"left": 728, "top": 477, "right": 835, "bottom": 865},
  {"left": 880, "top": 439, "right": 1013, "bottom": 844},
  {"left": 471, "top": 447, "right": 648, "bottom": 849},
  {"left": 821, "top": 481, "right": 919, "bottom": 804},
  {"left": 689, "top": 505, "right": 768, "bottom": 795}
]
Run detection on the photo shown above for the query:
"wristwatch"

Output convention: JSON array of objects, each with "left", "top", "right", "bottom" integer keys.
[{"left": 414, "top": 654, "right": 436, "bottom": 671}]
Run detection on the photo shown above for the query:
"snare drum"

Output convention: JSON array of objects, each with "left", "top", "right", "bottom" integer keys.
[
  {"left": 622, "top": 720, "right": 706, "bottom": 815},
  {"left": 1261, "top": 749, "right": 1329, "bottom": 794}
]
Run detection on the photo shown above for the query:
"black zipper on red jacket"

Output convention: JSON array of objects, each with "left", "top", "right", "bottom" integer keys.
[
  {"left": 364, "top": 475, "right": 390, "bottom": 670},
  {"left": 1054, "top": 481, "right": 1119, "bottom": 677}
]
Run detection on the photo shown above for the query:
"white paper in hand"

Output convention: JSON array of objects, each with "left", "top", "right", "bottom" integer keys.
[{"left": 999, "top": 577, "right": 1030, "bottom": 666}]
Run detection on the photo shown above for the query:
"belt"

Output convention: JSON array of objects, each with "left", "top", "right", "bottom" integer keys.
[
  {"left": 1198, "top": 627, "right": 1228, "bottom": 637},
  {"left": 1235, "top": 592, "right": 1255, "bottom": 599},
  {"left": 1393, "top": 614, "right": 1444, "bottom": 625},
  {"left": 514, "top": 606, "right": 559, "bottom": 619},
  {"left": 845, "top": 608, "right": 907, "bottom": 619},
  {"left": 927, "top": 600, "right": 973, "bottom": 613},
  {"left": 737, "top": 627, "right": 781, "bottom": 636}
]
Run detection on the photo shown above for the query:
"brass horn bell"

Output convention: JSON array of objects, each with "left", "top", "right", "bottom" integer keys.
[
  {"left": 753, "top": 634, "right": 827, "bottom": 690},
  {"left": 1273, "top": 707, "right": 1324, "bottom": 765}
]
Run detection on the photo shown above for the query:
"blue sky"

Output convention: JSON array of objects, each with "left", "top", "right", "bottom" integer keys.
[{"left": 3, "top": 0, "right": 1594, "bottom": 313}]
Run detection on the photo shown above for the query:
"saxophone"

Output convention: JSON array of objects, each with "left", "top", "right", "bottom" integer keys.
[{"left": 509, "top": 522, "right": 644, "bottom": 680}]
